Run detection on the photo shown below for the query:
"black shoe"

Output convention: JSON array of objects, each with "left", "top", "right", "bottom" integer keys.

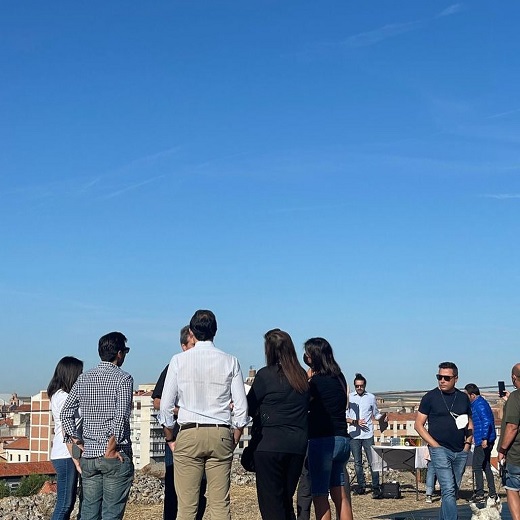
[
  {"left": 469, "top": 493, "right": 486, "bottom": 503},
  {"left": 353, "top": 487, "right": 365, "bottom": 495},
  {"left": 372, "top": 488, "right": 382, "bottom": 499}
]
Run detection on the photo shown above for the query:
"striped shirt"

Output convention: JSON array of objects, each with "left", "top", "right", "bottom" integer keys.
[
  {"left": 159, "top": 341, "right": 248, "bottom": 429},
  {"left": 61, "top": 361, "right": 133, "bottom": 458}
]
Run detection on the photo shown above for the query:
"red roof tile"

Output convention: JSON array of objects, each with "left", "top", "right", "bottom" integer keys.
[
  {"left": 0, "top": 461, "right": 55, "bottom": 478},
  {"left": 5, "top": 437, "right": 29, "bottom": 450}
]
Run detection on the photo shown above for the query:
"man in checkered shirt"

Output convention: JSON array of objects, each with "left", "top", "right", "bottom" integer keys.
[{"left": 61, "top": 331, "right": 134, "bottom": 520}]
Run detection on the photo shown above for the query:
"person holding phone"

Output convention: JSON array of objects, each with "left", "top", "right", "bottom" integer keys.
[
  {"left": 498, "top": 364, "right": 520, "bottom": 520},
  {"left": 48, "top": 356, "right": 84, "bottom": 520}
]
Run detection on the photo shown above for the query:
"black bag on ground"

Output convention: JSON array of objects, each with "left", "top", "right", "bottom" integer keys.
[{"left": 380, "top": 482, "right": 401, "bottom": 499}]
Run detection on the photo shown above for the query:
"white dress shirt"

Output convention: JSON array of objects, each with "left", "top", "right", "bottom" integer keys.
[
  {"left": 347, "top": 390, "right": 383, "bottom": 439},
  {"left": 159, "top": 341, "right": 249, "bottom": 429}
]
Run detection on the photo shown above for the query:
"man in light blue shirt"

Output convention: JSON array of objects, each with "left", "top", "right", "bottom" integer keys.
[{"left": 347, "top": 373, "right": 387, "bottom": 498}]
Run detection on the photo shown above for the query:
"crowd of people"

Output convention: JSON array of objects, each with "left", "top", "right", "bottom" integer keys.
[{"left": 45, "top": 309, "right": 520, "bottom": 520}]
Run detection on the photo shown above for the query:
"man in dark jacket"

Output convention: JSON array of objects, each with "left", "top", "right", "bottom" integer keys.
[{"left": 465, "top": 383, "right": 497, "bottom": 502}]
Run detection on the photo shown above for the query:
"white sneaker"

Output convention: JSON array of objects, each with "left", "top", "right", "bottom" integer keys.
[{"left": 426, "top": 495, "right": 432, "bottom": 504}]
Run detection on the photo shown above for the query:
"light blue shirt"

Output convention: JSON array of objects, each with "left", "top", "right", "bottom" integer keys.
[{"left": 347, "top": 390, "right": 382, "bottom": 439}]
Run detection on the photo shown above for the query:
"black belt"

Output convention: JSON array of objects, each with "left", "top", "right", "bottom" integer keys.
[{"left": 180, "top": 423, "right": 230, "bottom": 431}]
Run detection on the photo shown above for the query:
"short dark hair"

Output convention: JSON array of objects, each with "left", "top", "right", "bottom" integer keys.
[
  {"left": 98, "top": 332, "right": 128, "bottom": 362},
  {"left": 354, "top": 373, "right": 367, "bottom": 386},
  {"left": 189, "top": 310, "right": 217, "bottom": 341},
  {"left": 464, "top": 383, "right": 480, "bottom": 396},
  {"left": 438, "top": 361, "right": 458, "bottom": 377},
  {"left": 180, "top": 325, "right": 190, "bottom": 346}
]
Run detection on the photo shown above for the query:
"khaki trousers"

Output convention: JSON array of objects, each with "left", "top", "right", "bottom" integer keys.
[{"left": 174, "top": 426, "right": 234, "bottom": 520}]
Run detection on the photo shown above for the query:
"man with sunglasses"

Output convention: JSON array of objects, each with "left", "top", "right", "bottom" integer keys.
[
  {"left": 61, "top": 332, "right": 134, "bottom": 520},
  {"left": 347, "top": 373, "right": 387, "bottom": 498},
  {"left": 415, "top": 362, "right": 473, "bottom": 520}
]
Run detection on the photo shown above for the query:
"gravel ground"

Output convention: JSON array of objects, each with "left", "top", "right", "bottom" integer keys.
[{"left": 123, "top": 467, "right": 505, "bottom": 520}]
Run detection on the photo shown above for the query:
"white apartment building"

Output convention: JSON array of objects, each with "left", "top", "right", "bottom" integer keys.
[{"left": 130, "top": 385, "right": 165, "bottom": 470}]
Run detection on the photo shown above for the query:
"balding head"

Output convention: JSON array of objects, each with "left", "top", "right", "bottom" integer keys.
[{"left": 513, "top": 364, "right": 520, "bottom": 378}]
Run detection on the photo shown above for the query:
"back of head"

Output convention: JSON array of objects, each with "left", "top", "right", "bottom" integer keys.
[
  {"left": 189, "top": 309, "right": 217, "bottom": 342},
  {"left": 98, "top": 331, "right": 128, "bottom": 362},
  {"left": 47, "top": 356, "right": 84, "bottom": 399},
  {"left": 180, "top": 325, "right": 190, "bottom": 346},
  {"left": 304, "top": 337, "right": 342, "bottom": 377},
  {"left": 264, "top": 329, "right": 308, "bottom": 393},
  {"left": 464, "top": 383, "right": 480, "bottom": 396}
]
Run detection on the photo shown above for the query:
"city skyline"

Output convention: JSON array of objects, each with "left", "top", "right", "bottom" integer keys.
[{"left": 2, "top": 1, "right": 519, "bottom": 393}]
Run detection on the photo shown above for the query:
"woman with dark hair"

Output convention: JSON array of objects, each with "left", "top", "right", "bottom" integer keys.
[
  {"left": 47, "top": 356, "right": 84, "bottom": 520},
  {"left": 247, "top": 329, "right": 309, "bottom": 520},
  {"left": 304, "top": 337, "right": 353, "bottom": 520}
]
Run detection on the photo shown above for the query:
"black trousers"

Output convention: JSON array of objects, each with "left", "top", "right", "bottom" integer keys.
[
  {"left": 472, "top": 443, "right": 496, "bottom": 496},
  {"left": 254, "top": 451, "right": 305, "bottom": 520},
  {"left": 296, "top": 457, "right": 312, "bottom": 520},
  {"left": 296, "top": 456, "right": 351, "bottom": 520},
  {"left": 164, "top": 442, "right": 207, "bottom": 520}
]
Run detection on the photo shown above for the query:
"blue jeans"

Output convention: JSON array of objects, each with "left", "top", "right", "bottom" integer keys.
[
  {"left": 425, "top": 462, "right": 437, "bottom": 495},
  {"left": 429, "top": 446, "right": 468, "bottom": 520},
  {"left": 505, "top": 462, "right": 520, "bottom": 491},
  {"left": 51, "top": 458, "right": 80, "bottom": 520},
  {"left": 308, "top": 436, "right": 350, "bottom": 496},
  {"left": 80, "top": 453, "right": 134, "bottom": 520},
  {"left": 350, "top": 437, "right": 379, "bottom": 489}
]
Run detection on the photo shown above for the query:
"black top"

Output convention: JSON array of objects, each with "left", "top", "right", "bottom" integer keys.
[
  {"left": 418, "top": 388, "right": 472, "bottom": 452},
  {"left": 152, "top": 365, "right": 168, "bottom": 399},
  {"left": 308, "top": 373, "right": 348, "bottom": 439},
  {"left": 247, "top": 365, "right": 309, "bottom": 455}
]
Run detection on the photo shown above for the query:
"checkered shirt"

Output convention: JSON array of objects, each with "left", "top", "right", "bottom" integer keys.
[{"left": 60, "top": 361, "right": 133, "bottom": 458}]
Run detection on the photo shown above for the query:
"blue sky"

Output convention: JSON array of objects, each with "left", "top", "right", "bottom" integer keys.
[{"left": 1, "top": 1, "right": 519, "bottom": 395}]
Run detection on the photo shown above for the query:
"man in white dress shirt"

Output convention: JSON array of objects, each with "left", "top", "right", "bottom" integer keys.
[
  {"left": 160, "top": 309, "right": 248, "bottom": 520},
  {"left": 347, "top": 373, "right": 387, "bottom": 498}
]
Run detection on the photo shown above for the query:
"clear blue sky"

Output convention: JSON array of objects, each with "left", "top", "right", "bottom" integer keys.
[{"left": 2, "top": 1, "right": 519, "bottom": 395}]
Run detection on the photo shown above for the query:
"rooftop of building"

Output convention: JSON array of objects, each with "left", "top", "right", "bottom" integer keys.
[
  {"left": 0, "top": 461, "right": 55, "bottom": 478},
  {"left": 5, "top": 437, "right": 29, "bottom": 450}
]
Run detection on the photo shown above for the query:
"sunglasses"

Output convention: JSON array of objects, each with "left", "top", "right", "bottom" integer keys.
[{"left": 436, "top": 374, "right": 455, "bottom": 381}]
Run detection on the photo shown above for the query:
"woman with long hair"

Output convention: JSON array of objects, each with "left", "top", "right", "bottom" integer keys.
[
  {"left": 304, "top": 337, "right": 353, "bottom": 520},
  {"left": 47, "top": 356, "right": 84, "bottom": 520},
  {"left": 247, "top": 329, "right": 309, "bottom": 520}
]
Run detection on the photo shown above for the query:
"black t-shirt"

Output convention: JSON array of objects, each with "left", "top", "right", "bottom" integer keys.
[
  {"left": 418, "top": 387, "right": 472, "bottom": 452},
  {"left": 308, "top": 373, "right": 348, "bottom": 439},
  {"left": 152, "top": 365, "right": 168, "bottom": 400},
  {"left": 247, "top": 365, "right": 309, "bottom": 455}
]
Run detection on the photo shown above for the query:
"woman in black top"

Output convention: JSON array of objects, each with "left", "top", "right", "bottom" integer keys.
[
  {"left": 304, "top": 337, "right": 353, "bottom": 520},
  {"left": 247, "top": 329, "right": 310, "bottom": 520}
]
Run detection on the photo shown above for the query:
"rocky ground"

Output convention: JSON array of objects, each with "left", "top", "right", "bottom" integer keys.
[{"left": 0, "top": 461, "right": 505, "bottom": 520}]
